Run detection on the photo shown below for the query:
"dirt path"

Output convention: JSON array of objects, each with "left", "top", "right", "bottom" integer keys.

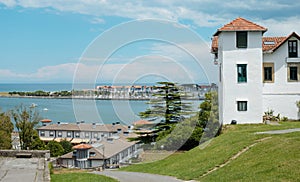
[{"left": 200, "top": 137, "right": 272, "bottom": 178}]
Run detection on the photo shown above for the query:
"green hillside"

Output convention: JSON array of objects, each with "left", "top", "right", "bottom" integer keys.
[{"left": 122, "top": 122, "right": 300, "bottom": 181}]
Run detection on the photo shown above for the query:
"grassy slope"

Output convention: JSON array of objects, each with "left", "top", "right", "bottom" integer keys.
[{"left": 122, "top": 122, "right": 300, "bottom": 181}]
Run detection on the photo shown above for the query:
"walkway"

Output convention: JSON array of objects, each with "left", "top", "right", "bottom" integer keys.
[
  {"left": 255, "top": 128, "right": 300, "bottom": 134},
  {"left": 94, "top": 170, "right": 185, "bottom": 182},
  {"left": 0, "top": 157, "right": 49, "bottom": 182}
]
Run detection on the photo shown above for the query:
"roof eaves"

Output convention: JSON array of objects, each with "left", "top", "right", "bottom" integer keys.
[{"left": 272, "top": 32, "right": 300, "bottom": 52}]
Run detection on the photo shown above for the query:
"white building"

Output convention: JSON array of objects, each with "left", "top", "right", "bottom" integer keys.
[{"left": 212, "top": 17, "right": 300, "bottom": 124}]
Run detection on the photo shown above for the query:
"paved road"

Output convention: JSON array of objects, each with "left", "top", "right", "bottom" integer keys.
[
  {"left": 95, "top": 170, "right": 186, "bottom": 182},
  {"left": 256, "top": 128, "right": 300, "bottom": 134},
  {"left": 0, "top": 158, "right": 47, "bottom": 182}
]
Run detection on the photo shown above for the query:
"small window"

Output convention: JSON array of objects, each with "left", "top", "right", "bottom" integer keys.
[
  {"left": 67, "top": 132, "right": 72, "bottom": 137},
  {"left": 237, "top": 101, "right": 247, "bottom": 111},
  {"left": 236, "top": 31, "right": 247, "bottom": 48},
  {"left": 287, "top": 63, "right": 300, "bottom": 82},
  {"left": 263, "top": 63, "right": 274, "bottom": 83},
  {"left": 49, "top": 131, "right": 54, "bottom": 137},
  {"left": 288, "top": 40, "right": 298, "bottom": 58},
  {"left": 40, "top": 131, "right": 45, "bottom": 137},
  {"left": 290, "top": 67, "right": 298, "bottom": 81},
  {"left": 237, "top": 64, "right": 247, "bottom": 83},
  {"left": 85, "top": 132, "right": 89, "bottom": 138},
  {"left": 89, "top": 152, "right": 96, "bottom": 157},
  {"left": 94, "top": 133, "right": 98, "bottom": 138},
  {"left": 75, "top": 132, "right": 80, "bottom": 138},
  {"left": 58, "top": 131, "right": 62, "bottom": 137}
]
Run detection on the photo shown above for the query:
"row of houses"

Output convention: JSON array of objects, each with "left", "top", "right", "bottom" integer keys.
[
  {"left": 93, "top": 84, "right": 213, "bottom": 99},
  {"left": 37, "top": 121, "right": 142, "bottom": 169}
]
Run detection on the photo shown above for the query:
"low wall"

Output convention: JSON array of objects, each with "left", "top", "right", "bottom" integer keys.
[{"left": 0, "top": 150, "right": 50, "bottom": 159}]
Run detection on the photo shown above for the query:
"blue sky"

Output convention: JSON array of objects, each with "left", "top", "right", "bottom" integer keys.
[{"left": 0, "top": 0, "right": 300, "bottom": 84}]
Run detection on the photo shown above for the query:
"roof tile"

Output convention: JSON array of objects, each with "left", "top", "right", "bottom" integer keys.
[{"left": 214, "top": 17, "right": 267, "bottom": 36}]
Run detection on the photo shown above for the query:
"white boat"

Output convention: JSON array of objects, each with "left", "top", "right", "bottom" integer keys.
[{"left": 31, "top": 103, "right": 38, "bottom": 108}]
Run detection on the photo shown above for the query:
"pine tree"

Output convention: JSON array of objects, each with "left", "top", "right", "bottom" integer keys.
[{"left": 136, "top": 82, "right": 194, "bottom": 143}]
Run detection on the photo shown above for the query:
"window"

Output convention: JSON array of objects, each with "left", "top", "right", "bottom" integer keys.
[
  {"left": 288, "top": 40, "right": 298, "bottom": 58},
  {"left": 49, "top": 131, "right": 54, "bottom": 137},
  {"left": 40, "top": 131, "right": 45, "bottom": 137},
  {"left": 237, "top": 64, "right": 247, "bottom": 83},
  {"left": 58, "top": 131, "right": 62, "bottom": 137},
  {"left": 85, "top": 132, "right": 89, "bottom": 138},
  {"left": 237, "top": 101, "right": 247, "bottom": 111},
  {"left": 287, "top": 63, "right": 300, "bottom": 82},
  {"left": 89, "top": 152, "right": 96, "bottom": 157},
  {"left": 263, "top": 63, "right": 274, "bottom": 83},
  {"left": 67, "top": 132, "right": 72, "bottom": 137},
  {"left": 75, "top": 132, "right": 80, "bottom": 138},
  {"left": 94, "top": 133, "right": 98, "bottom": 138},
  {"left": 236, "top": 31, "right": 247, "bottom": 48}
]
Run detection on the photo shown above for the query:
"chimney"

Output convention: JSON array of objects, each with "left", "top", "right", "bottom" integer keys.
[
  {"left": 76, "top": 121, "right": 80, "bottom": 125},
  {"left": 117, "top": 128, "right": 122, "bottom": 134},
  {"left": 116, "top": 121, "right": 120, "bottom": 125},
  {"left": 92, "top": 122, "right": 96, "bottom": 129},
  {"left": 57, "top": 121, "right": 60, "bottom": 125},
  {"left": 112, "top": 123, "right": 115, "bottom": 127},
  {"left": 81, "top": 120, "right": 85, "bottom": 124}
]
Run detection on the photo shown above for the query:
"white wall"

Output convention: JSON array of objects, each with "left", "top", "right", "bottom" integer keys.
[
  {"left": 263, "top": 94, "right": 300, "bottom": 120},
  {"left": 263, "top": 37, "right": 300, "bottom": 119},
  {"left": 219, "top": 31, "right": 263, "bottom": 124}
]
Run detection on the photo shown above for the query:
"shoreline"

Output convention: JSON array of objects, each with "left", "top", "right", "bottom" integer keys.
[{"left": 0, "top": 94, "right": 203, "bottom": 101}]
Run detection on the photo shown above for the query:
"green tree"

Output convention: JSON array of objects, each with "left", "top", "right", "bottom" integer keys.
[
  {"left": 0, "top": 112, "right": 14, "bottom": 149},
  {"left": 11, "top": 104, "right": 41, "bottom": 150},
  {"left": 47, "top": 141, "right": 64, "bottom": 157},
  {"left": 137, "top": 82, "right": 193, "bottom": 143},
  {"left": 198, "top": 91, "right": 221, "bottom": 143},
  {"left": 31, "top": 130, "right": 46, "bottom": 150},
  {"left": 155, "top": 116, "right": 203, "bottom": 150},
  {"left": 60, "top": 139, "right": 73, "bottom": 154},
  {"left": 140, "top": 82, "right": 192, "bottom": 124}
]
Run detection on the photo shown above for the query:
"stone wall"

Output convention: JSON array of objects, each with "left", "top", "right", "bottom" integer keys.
[{"left": 0, "top": 150, "right": 50, "bottom": 159}]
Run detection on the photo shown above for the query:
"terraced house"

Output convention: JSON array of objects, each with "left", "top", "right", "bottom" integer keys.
[{"left": 212, "top": 17, "right": 300, "bottom": 124}]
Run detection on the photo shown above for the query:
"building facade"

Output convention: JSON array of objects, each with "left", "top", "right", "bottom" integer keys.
[
  {"left": 212, "top": 17, "right": 300, "bottom": 124},
  {"left": 37, "top": 121, "right": 131, "bottom": 144}
]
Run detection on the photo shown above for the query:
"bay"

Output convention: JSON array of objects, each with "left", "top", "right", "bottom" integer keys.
[
  {"left": 0, "top": 83, "right": 201, "bottom": 125},
  {"left": 0, "top": 97, "right": 201, "bottom": 125}
]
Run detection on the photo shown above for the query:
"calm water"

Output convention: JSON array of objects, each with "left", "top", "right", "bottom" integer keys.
[{"left": 0, "top": 84, "right": 201, "bottom": 125}]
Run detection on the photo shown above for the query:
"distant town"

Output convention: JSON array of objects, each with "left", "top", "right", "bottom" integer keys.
[{"left": 5, "top": 83, "right": 217, "bottom": 100}]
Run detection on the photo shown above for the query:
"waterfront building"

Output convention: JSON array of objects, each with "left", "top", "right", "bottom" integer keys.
[
  {"left": 212, "top": 17, "right": 300, "bottom": 124},
  {"left": 37, "top": 121, "right": 132, "bottom": 144},
  {"left": 58, "top": 137, "right": 141, "bottom": 169}
]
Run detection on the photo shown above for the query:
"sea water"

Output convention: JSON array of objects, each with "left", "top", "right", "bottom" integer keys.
[{"left": 0, "top": 83, "right": 201, "bottom": 125}]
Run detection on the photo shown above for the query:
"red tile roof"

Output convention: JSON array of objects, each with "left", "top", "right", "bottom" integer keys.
[
  {"left": 211, "top": 32, "right": 300, "bottom": 53},
  {"left": 133, "top": 120, "right": 153, "bottom": 125},
  {"left": 214, "top": 17, "right": 267, "bottom": 36},
  {"left": 72, "top": 143, "right": 92, "bottom": 150},
  {"left": 262, "top": 36, "right": 286, "bottom": 52},
  {"left": 40, "top": 119, "right": 52, "bottom": 123}
]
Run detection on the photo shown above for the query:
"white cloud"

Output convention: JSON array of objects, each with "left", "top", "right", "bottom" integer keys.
[
  {"left": 0, "top": 63, "right": 78, "bottom": 82},
  {"left": 258, "top": 16, "right": 300, "bottom": 36},
  {"left": 1, "top": 0, "right": 300, "bottom": 29}
]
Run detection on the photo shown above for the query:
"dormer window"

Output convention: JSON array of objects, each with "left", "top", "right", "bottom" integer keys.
[
  {"left": 288, "top": 40, "right": 298, "bottom": 58},
  {"left": 236, "top": 31, "right": 247, "bottom": 48}
]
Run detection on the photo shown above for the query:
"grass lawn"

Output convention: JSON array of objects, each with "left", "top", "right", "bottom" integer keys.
[
  {"left": 51, "top": 168, "right": 118, "bottom": 182},
  {"left": 121, "top": 121, "right": 300, "bottom": 181}
]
